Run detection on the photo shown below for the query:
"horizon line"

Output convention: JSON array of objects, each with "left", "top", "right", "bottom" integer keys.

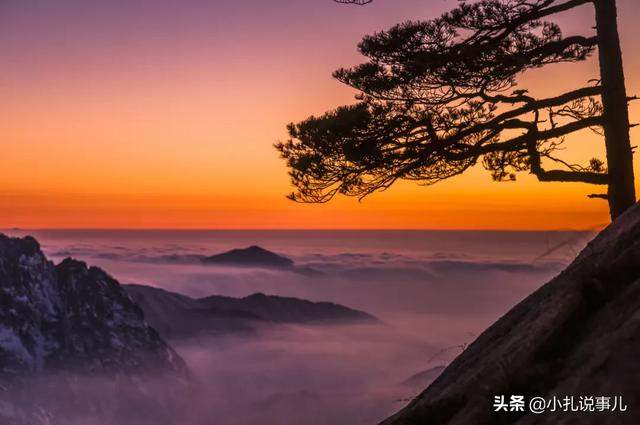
[{"left": 1, "top": 226, "right": 603, "bottom": 233}]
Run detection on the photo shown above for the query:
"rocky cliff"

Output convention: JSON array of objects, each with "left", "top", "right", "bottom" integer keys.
[
  {"left": 381, "top": 204, "right": 640, "bottom": 424},
  {"left": 0, "top": 234, "right": 187, "bottom": 424}
]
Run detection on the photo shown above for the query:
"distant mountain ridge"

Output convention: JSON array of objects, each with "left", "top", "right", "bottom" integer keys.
[
  {"left": 124, "top": 284, "right": 377, "bottom": 339},
  {"left": 201, "top": 291, "right": 377, "bottom": 324},
  {"left": 201, "top": 245, "right": 294, "bottom": 268}
]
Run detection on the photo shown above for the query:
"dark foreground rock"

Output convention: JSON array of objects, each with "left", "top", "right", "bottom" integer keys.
[
  {"left": 0, "top": 234, "right": 188, "bottom": 424},
  {"left": 124, "top": 284, "right": 378, "bottom": 339},
  {"left": 382, "top": 205, "right": 640, "bottom": 425}
]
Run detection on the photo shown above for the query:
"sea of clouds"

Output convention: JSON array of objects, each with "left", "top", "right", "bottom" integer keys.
[{"left": 2, "top": 229, "right": 593, "bottom": 424}]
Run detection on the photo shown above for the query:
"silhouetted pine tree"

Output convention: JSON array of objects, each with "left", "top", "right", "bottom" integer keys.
[{"left": 278, "top": 0, "right": 636, "bottom": 219}]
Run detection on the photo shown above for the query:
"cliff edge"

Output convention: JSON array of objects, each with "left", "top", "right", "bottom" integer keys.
[{"left": 382, "top": 204, "right": 640, "bottom": 425}]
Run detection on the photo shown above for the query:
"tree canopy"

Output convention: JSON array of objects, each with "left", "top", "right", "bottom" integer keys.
[{"left": 278, "top": 0, "right": 636, "bottom": 218}]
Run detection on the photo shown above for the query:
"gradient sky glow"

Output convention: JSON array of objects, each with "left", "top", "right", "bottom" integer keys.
[{"left": 2, "top": 0, "right": 640, "bottom": 229}]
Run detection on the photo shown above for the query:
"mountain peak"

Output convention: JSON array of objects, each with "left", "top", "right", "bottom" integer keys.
[
  {"left": 0, "top": 234, "right": 186, "bottom": 379},
  {"left": 0, "top": 233, "right": 41, "bottom": 258},
  {"left": 201, "top": 245, "right": 294, "bottom": 268}
]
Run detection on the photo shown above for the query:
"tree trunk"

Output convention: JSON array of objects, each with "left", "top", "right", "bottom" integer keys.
[{"left": 594, "top": 0, "right": 636, "bottom": 219}]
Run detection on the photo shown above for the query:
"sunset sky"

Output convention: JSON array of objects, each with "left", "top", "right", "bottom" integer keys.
[{"left": 2, "top": 0, "right": 640, "bottom": 230}]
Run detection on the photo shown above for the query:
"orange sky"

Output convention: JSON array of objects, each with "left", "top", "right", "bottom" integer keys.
[{"left": 1, "top": 0, "right": 639, "bottom": 230}]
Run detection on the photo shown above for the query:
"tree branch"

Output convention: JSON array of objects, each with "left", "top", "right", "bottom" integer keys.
[{"left": 533, "top": 169, "right": 608, "bottom": 184}]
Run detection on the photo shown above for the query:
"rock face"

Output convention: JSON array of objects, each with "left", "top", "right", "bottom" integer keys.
[
  {"left": 201, "top": 245, "right": 294, "bottom": 268},
  {"left": 0, "top": 234, "right": 185, "bottom": 378},
  {"left": 382, "top": 204, "right": 640, "bottom": 425},
  {"left": 125, "top": 284, "right": 377, "bottom": 339},
  {"left": 0, "top": 234, "right": 188, "bottom": 424}
]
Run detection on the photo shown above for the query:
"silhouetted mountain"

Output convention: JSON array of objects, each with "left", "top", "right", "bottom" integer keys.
[
  {"left": 201, "top": 245, "right": 294, "bottom": 268},
  {"left": 0, "top": 234, "right": 187, "bottom": 424},
  {"left": 200, "top": 292, "right": 377, "bottom": 324},
  {"left": 124, "top": 284, "right": 261, "bottom": 339},
  {"left": 124, "top": 284, "right": 377, "bottom": 339},
  {"left": 382, "top": 204, "right": 640, "bottom": 425}
]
